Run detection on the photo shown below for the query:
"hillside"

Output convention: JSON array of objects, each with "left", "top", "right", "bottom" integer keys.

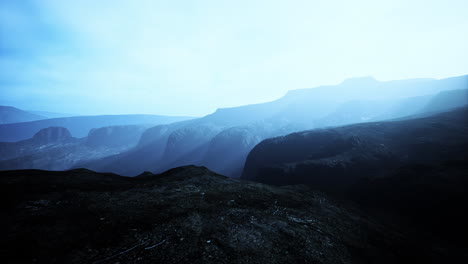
[
  {"left": 242, "top": 107, "right": 468, "bottom": 250},
  {"left": 242, "top": 107, "right": 468, "bottom": 187},
  {"left": 0, "top": 166, "right": 446, "bottom": 264}
]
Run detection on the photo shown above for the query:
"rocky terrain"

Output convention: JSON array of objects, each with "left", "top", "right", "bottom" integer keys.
[
  {"left": 0, "top": 166, "right": 449, "bottom": 264},
  {"left": 242, "top": 107, "right": 468, "bottom": 189},
  {"left": 242, "top": 107, "right": 468, "bottom": 255}
]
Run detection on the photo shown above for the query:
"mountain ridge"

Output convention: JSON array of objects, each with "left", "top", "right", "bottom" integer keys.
[
  {"left": 0, "top": 114, "right": 194, "bottom": 142},
  {"left": 78, "top": 75, "right": 467, "bottom": 177},
  {"left": 0, "top": 106, "right": 47, "bottom": 125}
]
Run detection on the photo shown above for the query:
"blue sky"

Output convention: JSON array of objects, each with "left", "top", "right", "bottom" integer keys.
[{"left": 1, "top": 0, "right": 467, "bottom": 116}]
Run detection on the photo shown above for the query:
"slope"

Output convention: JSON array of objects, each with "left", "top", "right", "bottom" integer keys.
[{"left": 0, "top": 166, "right": 445, "bottom": 264}]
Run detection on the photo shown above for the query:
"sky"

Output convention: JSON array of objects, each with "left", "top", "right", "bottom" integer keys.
[{"left": 1, "top": 0, "right": 467, "bottom": 116}]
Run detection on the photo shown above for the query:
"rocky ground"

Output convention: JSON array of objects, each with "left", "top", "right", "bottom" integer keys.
[{"left": 0, "top": 166, "right": 451, "bottom": 264}]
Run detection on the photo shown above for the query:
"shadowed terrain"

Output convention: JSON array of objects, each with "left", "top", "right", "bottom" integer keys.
[
  {"left": 0, "top": 166, "right": 447, "bottom": 264},
  {"left": 242, "top": 107, "right": 468, "bottom": 256}
]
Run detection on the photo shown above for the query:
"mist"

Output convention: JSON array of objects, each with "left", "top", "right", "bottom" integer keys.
[{"left": 1, "top": 0, "right": 467, "bottom": 116}]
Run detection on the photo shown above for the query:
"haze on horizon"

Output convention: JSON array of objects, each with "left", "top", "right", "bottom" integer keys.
[{"left": 1, "top": 0, "right": 467, "bottom": 116}]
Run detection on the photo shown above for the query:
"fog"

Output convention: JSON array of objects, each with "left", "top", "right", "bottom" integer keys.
[{"left": 1, "top": 0, "right": 467, "bottom": 116}]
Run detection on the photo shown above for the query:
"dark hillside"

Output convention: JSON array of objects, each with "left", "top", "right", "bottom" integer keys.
[{"left": 0, "top": 166, "right": 445, "bottom": 264}]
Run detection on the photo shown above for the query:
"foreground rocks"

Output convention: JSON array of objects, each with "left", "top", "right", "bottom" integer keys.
[{"left": 0, "top": 166, "right": 442, "bottom": 264}]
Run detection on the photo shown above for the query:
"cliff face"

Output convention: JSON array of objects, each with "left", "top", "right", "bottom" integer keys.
[
  {"left": 86, "top": 125, "right": 147, "bottom": 148},
  {"left": 32, "top": 127, "right": 73, "bottom": 145}
]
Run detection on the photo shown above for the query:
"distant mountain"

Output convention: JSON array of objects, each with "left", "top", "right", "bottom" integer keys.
[
  {"left": 373, "top": 94, "right": 433, "bottom": 120},
  {"left": 0, "top": 106, "right": 46, "bottom": 124},
  {"left": 77, "top": 120, "right": 197, "bottom": 175},
  {"left": 79, "top": 115, "right": 304, "bottom": 177},
  {"left": 0, "top": 114, "right": 194, "bottom": 142},
  {"left": 198, "top": 75, "right": 467, "bottom": 127},
  {"left": 0, "top": 125, "right": 149, "bottom": 171},
  {"left": 28, "top": 110, "right": 78, "bottom": 118},
  {"left": 86, "top": 125, "right": 147, "bottom": 148},
  {"left": 0, "top": 166, "right": 450, "bottom": 263},
  {"left": 317, "top": 88, "right": 468, "bottom": 127},
  {"left": 0, "top": 127, "right": 75, "bottom": 161},
  {"left": 82, "top": 75, "right": 468, "bottom": 177},
  {"left": 421, "top": 88, "right": 468, "bottom": 113}
]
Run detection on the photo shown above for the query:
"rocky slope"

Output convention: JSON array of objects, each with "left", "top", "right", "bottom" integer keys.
[
  {"left": 0, "top": 166, "right": 446, "bottom": 264},
  {"left": 242, "top": 107, "right": 468, "bottom": 252},
  {"left": 242, "top": 107, "right": 468, "bottom": 187}
]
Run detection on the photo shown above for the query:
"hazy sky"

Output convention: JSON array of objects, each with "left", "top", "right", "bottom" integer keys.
[{"left": 1, "top": 0, "right": 467, "bottom": 116}]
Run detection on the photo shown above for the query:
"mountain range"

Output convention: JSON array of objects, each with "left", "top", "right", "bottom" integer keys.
[
  {"left": 0, "top": 114, "right": 194, "bottom": 142},
  {"left": 79, "top": 75, "right": 468, "bottom": 177},
  {"left": 1, "top": 75, "right": 468, "bottom": 263},
  {"left": 1, "top": 76, "right": 466, "bottom": 175}
]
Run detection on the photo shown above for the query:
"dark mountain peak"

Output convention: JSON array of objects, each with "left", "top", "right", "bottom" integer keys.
[
  {"left": 136, "top": 171, "right": 154, "bottom": 177},
  {"left": 32, "top": 126, "right": 72, "bottom": 145},
  {"left": 149, "top": 165, "right": 225, "bottom": 182},
  {"left": 135, "top": 165, "right": 220, "bottom": 180}
]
